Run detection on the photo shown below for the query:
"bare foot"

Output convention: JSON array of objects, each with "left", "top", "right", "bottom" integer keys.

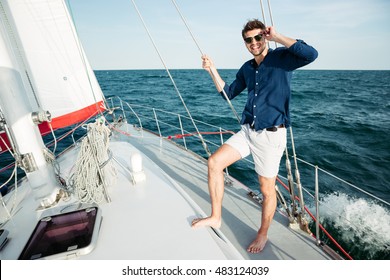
[
  {"left": 247, "top": 234, "right": 268, "bottom": 253},
  {"left": 191, "top": 216, "right": 221, "bottom": 229}
]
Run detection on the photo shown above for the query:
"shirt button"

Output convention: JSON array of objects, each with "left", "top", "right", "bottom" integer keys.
[
  {"left": 254, "top": 116, "right": 256, "bottom": 118},
  {"left": 255, "top": 94, "right": 257, "bottom": 97},
  {"left": 256, "top": 83, "right": 258, "bottom": 85},
  {"left": 253, "top": 105, "right": 256, "bottom": 108}
]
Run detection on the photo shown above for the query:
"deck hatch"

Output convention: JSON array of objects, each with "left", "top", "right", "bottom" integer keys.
[{"left": 18, "top": 206, "right": 101, "bottom": 260}]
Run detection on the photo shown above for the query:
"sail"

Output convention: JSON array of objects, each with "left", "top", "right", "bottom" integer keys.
[{"left": 0, "top": 0, "right": 105, "bottom": 152}]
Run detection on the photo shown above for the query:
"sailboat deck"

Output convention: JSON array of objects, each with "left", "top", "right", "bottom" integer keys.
[{"left": 119, "top": 124, "right": 332, "bottom": 260}]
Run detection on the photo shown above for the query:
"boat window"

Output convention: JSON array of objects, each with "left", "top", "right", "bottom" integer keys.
[{"left": 18, "top": 206, "right": 101, "bottom": 260}]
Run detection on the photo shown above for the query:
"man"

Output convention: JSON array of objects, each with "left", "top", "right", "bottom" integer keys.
[{"left": 191, "top": 19, "right": 318, "bottom": 253}]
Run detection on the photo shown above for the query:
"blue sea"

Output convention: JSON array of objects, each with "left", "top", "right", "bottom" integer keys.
[{"left": 1, "top": 69, "right": 389, "bottom": 260}]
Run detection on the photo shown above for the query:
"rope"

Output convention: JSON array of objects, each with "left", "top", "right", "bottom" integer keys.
[
  {"left": 266, "top": 0, "right": 278, "bottom": 48},
  {"left": 258, "top": 1, "right": 277, "bottom": 49},
  {"left": 166, "top": 130, "right": 235, "bottom": 140},
  {"left": 44, "top": 109, "right": 101, "bottom": 148},
  {"left": 0, "top": 134, "right": 15, "bottom": 159},
  {"left": 284, "top": 147, "right": 297, "bottom": 217},
  {"left": 0, "top": 164, "right": 18, "bottom": 221},
  {"left": 171, "top": 0, "right": 241, "bottom": 124},
  {"left": 289, "top": 127, "right": 306, "bottom": 216},
  {"left": 47, "top": 122, "right": 58, "bottom": 156},
  {"left": 130, "top": 0, "right": 211, "bottom": 157},
  {"left": 71, "top": 118, "right": 116, "bottom": 204},
  {"left": 259, "top": 0, "right": 267, "bottom": 26}
]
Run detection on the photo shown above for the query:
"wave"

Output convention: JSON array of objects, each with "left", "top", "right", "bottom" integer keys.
[{"left": 316, "top": 192, "right": 390, "bottom": 259}]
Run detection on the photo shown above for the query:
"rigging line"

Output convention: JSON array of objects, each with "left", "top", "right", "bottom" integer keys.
[
  {"left": 267, "top": 0, "right": 275, "bottom": 28},
  {"left": 0, "top": 163, "right": 18, "bottom": 220},
  {"left": 266, "top": 0, "right": 278, "bottom": 48},
  {"left": 284, "top": 147, "right": 297, "bottom": 216},
  {"left": 258, "top": 0, "right": 276, "bottom": 49},
  {"left": 0, "top": 110, "right": 18, "bottom": 158},
  {"left": 130, "top": 0, "right": 211, "bottom": 156},
  {"left": 9, "top": 163, "right": 18, "bottom": 215},
  {"left": 258, "top": 0, "right": 270, "bottom": 49},
  {"left": 0, "top": 168, "right": 14, "bottom": 220},
  {"left": 289, "top": 126, "right": 306, "bottom": 216},
  {"left": 48, "top": 122, "right": 57, "bottom": 156},
  {"left": 259, "top": 0, "right": 267, "bottom": 25},
  {"left": 0, "top": 163, "right": 16, "bottom": 192},
  {"left": 0, "top": 134, "right": 15, "bottom": 159},
  {"left": 171, "top": 0, "right": 241, "bottom": 124}
]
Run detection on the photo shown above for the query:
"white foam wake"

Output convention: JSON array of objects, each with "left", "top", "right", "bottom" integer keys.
[{"left": 319, "top": 192, "right": 390, "bottom": 257}]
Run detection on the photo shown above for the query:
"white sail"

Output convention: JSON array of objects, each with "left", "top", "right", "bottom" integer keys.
[{"left": 0, "top": 0, "right": 105, "bottom": 135}]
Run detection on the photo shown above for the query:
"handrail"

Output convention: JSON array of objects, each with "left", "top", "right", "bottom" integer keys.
[{"left": 295, "top": 157, "right": 389, "bottom": 207}]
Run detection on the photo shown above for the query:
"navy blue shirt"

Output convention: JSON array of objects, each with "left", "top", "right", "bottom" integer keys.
[{"left": 222, "top": 40, "right": 318, "bottom": 130}]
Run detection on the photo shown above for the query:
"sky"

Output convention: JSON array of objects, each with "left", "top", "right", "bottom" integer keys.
[{"left": 68, "top": 0, "right": 390, "bottom": 70}]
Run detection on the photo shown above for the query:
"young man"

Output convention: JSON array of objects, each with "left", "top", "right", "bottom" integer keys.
[{"left": 191, "top": 19, "right": 318, "bottom": 253}]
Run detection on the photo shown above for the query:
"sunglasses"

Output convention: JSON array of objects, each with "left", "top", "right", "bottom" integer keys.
[{"left": 243, "top": 33, "right": 263, "bottom": 44}]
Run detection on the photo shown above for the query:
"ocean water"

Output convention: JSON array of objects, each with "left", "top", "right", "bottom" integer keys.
[{"left": 1, "top": 69, "right": 389, "bottom": 259}]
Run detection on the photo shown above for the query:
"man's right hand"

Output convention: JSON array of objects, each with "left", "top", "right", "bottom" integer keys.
[{"left": 201, "top": 54, "right": 214, "bottom": 74}]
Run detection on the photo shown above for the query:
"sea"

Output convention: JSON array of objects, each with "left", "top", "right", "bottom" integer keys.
[{"left": 1, "top": 69, "right": 389, "bottom": 260}]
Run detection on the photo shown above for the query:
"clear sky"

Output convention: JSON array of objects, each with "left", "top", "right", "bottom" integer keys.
[{"left": 68, "top": 0, "right": 390, "bottom": 70}]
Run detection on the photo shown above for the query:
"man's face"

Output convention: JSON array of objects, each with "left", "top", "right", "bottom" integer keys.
[{"left": 243, "top": 29, "right": 266, "bottom": 57}]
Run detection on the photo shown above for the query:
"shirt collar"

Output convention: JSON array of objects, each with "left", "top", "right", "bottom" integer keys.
[{"left": 250, "top": 48, "right": 274, "bottom": 68}]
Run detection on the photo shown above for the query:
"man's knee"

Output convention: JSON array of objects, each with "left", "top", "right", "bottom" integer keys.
[
  {"left": 208, "top": 153, "right": 221, "bottom": 172},
  {"left": 259, "top": 176, "right": 277, "bottom": 197},
  {"left": 208, "top": 144, "right": 241, "bottom": 172}
]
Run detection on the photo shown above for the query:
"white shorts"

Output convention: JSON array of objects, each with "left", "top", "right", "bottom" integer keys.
[{"left": 225, "top": 124, "right": 287, "bottom": 178}]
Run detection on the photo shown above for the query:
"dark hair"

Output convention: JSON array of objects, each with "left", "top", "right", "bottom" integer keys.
[{"left": 242, "top": 19, "right": 266, "bottom": 39}]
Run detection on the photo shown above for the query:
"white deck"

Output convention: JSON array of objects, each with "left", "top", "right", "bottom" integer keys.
[{"left": 114, "top": 124, "right": 333, "bottom": 260}]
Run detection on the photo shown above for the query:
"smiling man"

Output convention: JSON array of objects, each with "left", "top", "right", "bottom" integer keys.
[{"left": 192, "top": 19, "right": 318, "bottom": 253}]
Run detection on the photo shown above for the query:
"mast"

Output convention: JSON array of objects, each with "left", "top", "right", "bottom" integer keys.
[{"left": 0, "top": 1, "right": 59, "bottom": 207}]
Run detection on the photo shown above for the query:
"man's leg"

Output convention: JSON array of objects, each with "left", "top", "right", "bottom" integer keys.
[
  {"left": 192, "top": 143, "right": 241, "bottom": 228},
  {"left": 247, "top": 175, "right": 277, "bottom": 253}
]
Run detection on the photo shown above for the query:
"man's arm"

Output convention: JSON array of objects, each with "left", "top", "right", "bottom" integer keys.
[{"left": 265, "top": 26, "right": 318, "bottom": 67}]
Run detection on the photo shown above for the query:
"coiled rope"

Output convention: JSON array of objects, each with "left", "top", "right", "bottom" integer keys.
[{"left": 71, "top": 118, "right": 116, "bottom": 204}]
